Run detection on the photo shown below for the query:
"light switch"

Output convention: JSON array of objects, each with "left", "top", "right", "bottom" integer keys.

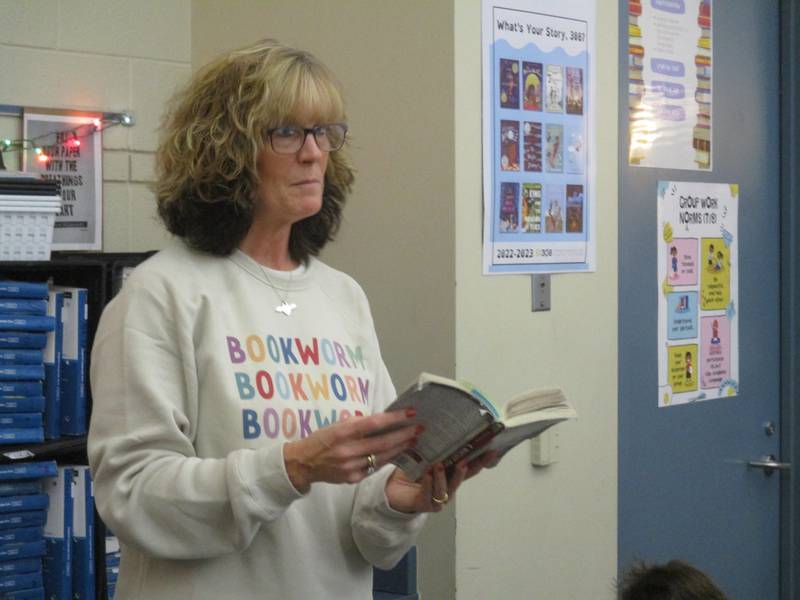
[{"left": 530, "top": 430, "right": 559, "bottom": 466}]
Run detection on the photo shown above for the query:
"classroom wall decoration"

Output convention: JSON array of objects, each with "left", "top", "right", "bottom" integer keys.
[
  {"left": 481, "top": 0, "right": 596, "bottom": 274},
  {"left": 657, "top": 181, "right": 738, "bottom": 407},
  {"left": 628, "top": 0, "right": 713, "bottom": 170}
]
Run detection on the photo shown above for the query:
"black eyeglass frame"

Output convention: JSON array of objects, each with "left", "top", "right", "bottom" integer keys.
[{"left": 265, "top": 123, "right": 348, "bottom": 154}]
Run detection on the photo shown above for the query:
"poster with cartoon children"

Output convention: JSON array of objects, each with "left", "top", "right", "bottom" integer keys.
[{"left": 657, "top": 181, "right": 738, "bottom": 407}]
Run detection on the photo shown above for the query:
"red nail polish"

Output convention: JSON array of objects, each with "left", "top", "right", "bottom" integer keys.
[
  {"left": 405, "top": 407, "right": 417, "bottom": 418},
  {"left": 415, "top": 424, "right": 425, "bottom": 435}
]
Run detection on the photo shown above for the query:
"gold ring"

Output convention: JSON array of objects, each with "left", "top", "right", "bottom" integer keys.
[
  {"left": 431, "top": 491, "right": 449, "bottom": 505},
  {"left": 366, "top": 453, "right": 377, "bottom": 475}
]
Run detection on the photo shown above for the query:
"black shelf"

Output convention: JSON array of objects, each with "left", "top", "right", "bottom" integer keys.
[{"left": 0, "top": 437, "right": 87, "bottom": 464}]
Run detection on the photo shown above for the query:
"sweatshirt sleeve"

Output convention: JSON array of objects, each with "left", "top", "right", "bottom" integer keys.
[
  {"left": 88, "top": 281, "right": 303, "bottom": 560},
  {"left": 349, "top": 354, "right": 427, "bottom": 569}
]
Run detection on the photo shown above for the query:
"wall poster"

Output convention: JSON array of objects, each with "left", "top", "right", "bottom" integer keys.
[
  {"left": 22, "top": 110, "right": 103, "bottom": 250},
  {"left": 657, "top": 181, "right": 738, "bottom": 407},
  {"left": 628, "top": 0, "right": 712, "bottom": 170},
  {"left": 482, "top": 0, "right": 596, "bottom": 274}
]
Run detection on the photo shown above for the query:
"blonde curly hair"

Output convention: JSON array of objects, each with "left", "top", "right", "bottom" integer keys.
[{"left": 155, "top": 39, "right": 354, "bottom": 261}]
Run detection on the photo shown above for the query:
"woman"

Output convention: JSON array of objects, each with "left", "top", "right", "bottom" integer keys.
[{"left": 88, "top": 40, "right": 491, "bottom": 600}]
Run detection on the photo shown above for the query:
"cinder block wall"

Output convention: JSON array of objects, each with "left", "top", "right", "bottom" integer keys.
[{"left": 0, "top": 0, "right": 191, "bottom": 252}]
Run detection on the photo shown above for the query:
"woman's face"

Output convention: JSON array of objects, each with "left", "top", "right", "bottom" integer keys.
[{"left": 254, "top": 124, "right": 330, "bottom": 230}]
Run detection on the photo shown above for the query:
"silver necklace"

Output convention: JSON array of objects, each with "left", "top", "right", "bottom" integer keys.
[{"left": 258, "top": 265, "right": 298, "bottom": 316}]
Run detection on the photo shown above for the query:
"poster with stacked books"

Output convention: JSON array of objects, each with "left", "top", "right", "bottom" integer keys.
[
  {"left": 628, "top": 0, "right": 712, "bottom": 170},
  {"left": 482, "top": 0, "right": 596, "bottom": 274},
  {"left": 657, "top": 181, "right": 738, "bottom": 407}
]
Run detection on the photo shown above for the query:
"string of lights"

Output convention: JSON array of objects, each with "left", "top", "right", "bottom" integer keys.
[{"left": 0, "top": 110, "right": 135, "bottom": 166}]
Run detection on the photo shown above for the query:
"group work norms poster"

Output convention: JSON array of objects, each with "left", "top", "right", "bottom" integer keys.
[
  {"left": 657, "top": 181, "right": 739, "bottom": 407},
  {"left": 482, "top": 0, "right": 596, "bottom": 274}
]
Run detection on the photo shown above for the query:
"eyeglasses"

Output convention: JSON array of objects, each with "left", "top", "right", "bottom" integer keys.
[{"left": 266, "top": 123, "right": 348, "bottom": 154}]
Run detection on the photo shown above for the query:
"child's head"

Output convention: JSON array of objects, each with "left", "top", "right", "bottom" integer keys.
[
  {"left": 670, "top": 246, "right": 677, "bottom": 255},
  {"left": 618, "top": 560, "right": 728, "bottom": 600}
]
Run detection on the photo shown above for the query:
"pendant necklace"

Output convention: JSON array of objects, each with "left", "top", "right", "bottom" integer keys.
[{"left": 258, "top": 264, "right": 298, "bottom": 317}]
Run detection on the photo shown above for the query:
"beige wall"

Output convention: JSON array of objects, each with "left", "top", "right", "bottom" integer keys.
[
  {"left": 0, "top": 0, "right": 190, "bottom": 252},
  {"left": 454, "top": 2, "right": 619, "bottom": 599},
  {"left": 191, "top": 2, "right": 458, "bottom": 598}
]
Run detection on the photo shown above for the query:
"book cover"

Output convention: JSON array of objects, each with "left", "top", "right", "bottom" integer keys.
[
  {"left": 0, "top": 333, "right": 47, "bottom": 350},
  {"left": 0, "top": 428, "right": 45, "bottom": 445},
  {"left": 0, "top": 316, "right": 55, "bottom": 333},
  {"left": 0, "top": 511, "right": 47, "bottom": 531},
  {"left": 0, "top": 350, "right": 45, "bottom": 365},
  {"left": 0, "top": 479, "right": 42, "bottom": 496},
  {"left": 42, "top": 467, "right": 74, "bottom": 600},
  {"left": 0, "top": 571, "right": 43, "bottom": 593},
  {"left": 499, "top": 182, "right": 519, "bottom": 233},
  {"left": 0, "top": 557, "right": 42, "bottom": 575},
  {"left": 521, "top": 183, "right": 543, "bottom": 234},
  {"left": 70, "top": 466, "right": 94, "bottom": 600},
  {"left": 0, "top": 381, "right": 42, "bottom": 397},
  {"left": 545, "top": 64, "right": 564, "bottom": 113},
  {"left": 545, "top": 123, "right": 564, "bottom": 173},
  {"left": 0, "top": 494, "right": 48, "bottom": 514},
  {"left": 545, "top": 184, "right": 565, "bottom": 233},
  {"left": 499, "top": 58, "right": 520, "bottom": 109},
  {"left": 54, "top": 288, "right": 88, "bottom": 436},
  {"left": 500, "top": 120, "right": 520, "bottom": 172},
  {"left": 0, "top": 300, "right": 47, "bottom": 317},
  {"left": 0, "top": 365, "right": 45, "bottom": 381},
  {"left": 522, "top": 121, "right": 542, "bottom": 173},
  {"left": 42, "top": 291, "right": 62, "bottom": 440},
  {"left": 522, "top": 61, "right": 543, "bottom": 111},
  {"left": 0, "top": 396, "right": 45, "bottom": 413},
  {"left": 0, "top": 282, "right": 48, "bottom": 300},
  {"left": 0, "top": 539, "right": 46, "bottom": 561},
  {"left": 565, "top": 66, "right": 584, "bottom": 115},
  {"left": 0, "top": 461, "right": 57, "bottom": 481},
  {"left": 566, "top": 184, "right": 585, "bottom": 233},
  {"left": 0, "top": 526, "right": 43, "bottom": 545}
]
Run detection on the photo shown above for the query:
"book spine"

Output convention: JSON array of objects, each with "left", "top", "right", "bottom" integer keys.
[
  {"left": 0, "top": 428, "right": 45, "bottom": 445},
  {"left": 0, "top": 557, "right": 42, "bottom": 575},
  {"left": 0, "top": 396, "right": 45, "bottom": 413},
  {"left": 0, "top": 300, "right": 48, "bottom": 316},
  {"left": 43, "top": 291, "right": 62, "bottom": 440},
  {"left": 0, "top": 494, "right": 49, "bottom": 514},
  {"left": 0, "top": 316, "right": 55, "bottom": 333},
  {"left": 0, "top": 511, "right": 47, "bottom": 531},
  {"left": 0, "top": 282, "right": 49, "bottom": 300},
  {"left": 0, "top": 570, "right": 43, "bottom": 593},
  {"left": 0, "top": 333, "right": 48, "bottom": 350},
  {"left": 0, "top": 526, "right": 43, "bottom": 545},
  {"left": 43, "top": 467, "right": 74, "bottom": 600},
  {"left": 58, "top": 289, "right": 88, "bottom": 435},
  {"left": 0, "top": 413, "right": 42, "bottom": 428},
  {"left": 0, "top": 381, "right": 42, "bottom": 396},
  {"left": 0, "top": 365, "right": 45, "bottom": 381},
  {"left": 1, "top": 585, "right": 46, "bottom": 599},
  {"left": 0, "top": 479, "right": 42, "bottom": 496},
  {"left": 0, "top": 539, "right": 46, "bottom": 560},
  {"left": 0, "top": 349, "right": 45, "bottom": 365},
  {"left": 71, "top": 466, "right": 95, "bottom": 600},
  {"left": 0, "top": 461, "right": 57, "bottom": 481}
]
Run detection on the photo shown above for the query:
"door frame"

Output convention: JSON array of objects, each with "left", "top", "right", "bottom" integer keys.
[{"left": 780, "top": 2, "right": 800, "bottom": 599}]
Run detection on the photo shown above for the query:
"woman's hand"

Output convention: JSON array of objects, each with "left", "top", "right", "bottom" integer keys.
[
  {"left": 283, "top": 409, "right": 420, "bottom": 494},
  {"left": 384, "top": 450, "right": 502, "bottom": 514}
]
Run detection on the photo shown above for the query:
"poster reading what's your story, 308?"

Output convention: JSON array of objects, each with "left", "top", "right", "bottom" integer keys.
[
  {"left": 482, "top": 0, "right": 596, "bottom": 275},
  {"left": 657, "top": 181, "right": 738, "bottom": 408}
]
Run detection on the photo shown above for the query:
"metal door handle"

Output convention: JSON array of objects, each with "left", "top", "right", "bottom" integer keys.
[{"left": 747, "top": 455, "right": 791, "bottom": 476}]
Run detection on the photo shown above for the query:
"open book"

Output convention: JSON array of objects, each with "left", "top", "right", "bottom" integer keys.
[{"left": 384, "top": 373, "right": 576, "bottom": 480}]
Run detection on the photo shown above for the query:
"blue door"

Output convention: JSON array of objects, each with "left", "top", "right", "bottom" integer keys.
[{"left": 618, "top": 2, "right": 785, "bottom": 598}]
